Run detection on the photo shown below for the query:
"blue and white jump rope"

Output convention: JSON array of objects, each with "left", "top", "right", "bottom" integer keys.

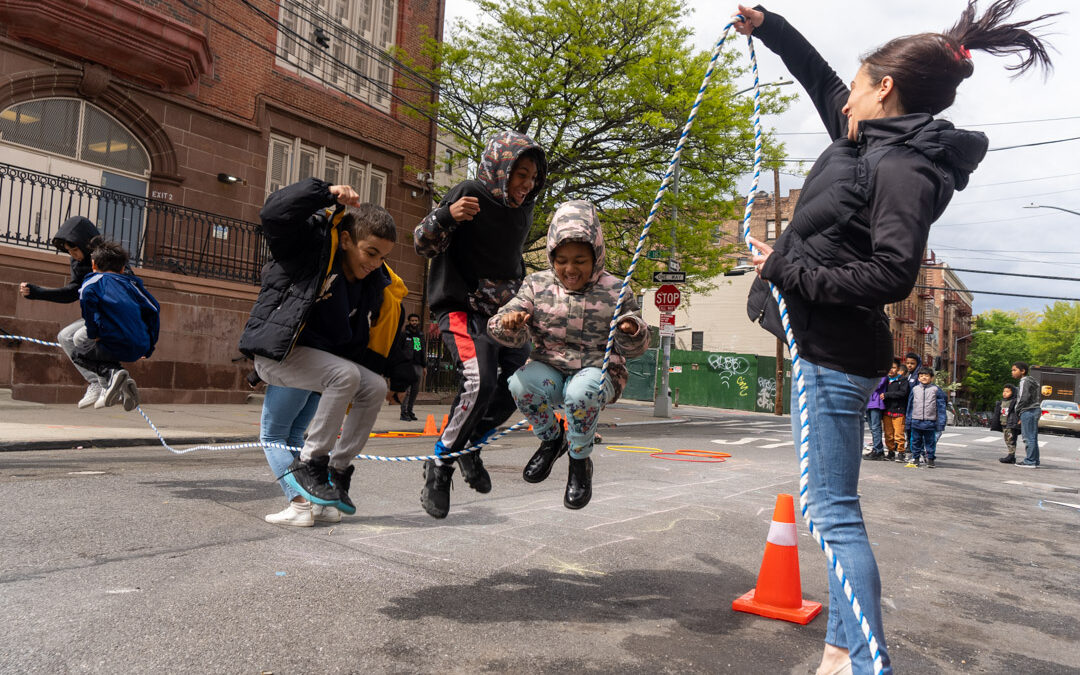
[{"left": 3, "top": 20, "right": 882, "bottom": 673}]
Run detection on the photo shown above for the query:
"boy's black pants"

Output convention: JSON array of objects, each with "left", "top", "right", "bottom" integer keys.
[{"left": 436, "top": 310, "right": 529, "bottom": 460}]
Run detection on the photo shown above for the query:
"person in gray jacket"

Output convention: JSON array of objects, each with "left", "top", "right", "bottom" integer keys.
[{"left": 1012, "top": 361, "right": 1040, "bottom": 467}]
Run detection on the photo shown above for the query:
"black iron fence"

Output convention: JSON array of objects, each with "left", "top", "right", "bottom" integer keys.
[{"left": 0, "top": 161, "right": 266, "bottom": 284}]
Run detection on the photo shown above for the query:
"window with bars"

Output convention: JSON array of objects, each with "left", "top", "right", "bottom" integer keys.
[
  {"left": 691, "top": 331, "right": 704, "bottom": 351},
  {"left": 275, "top": 0, "right": 398, "bottom": 112},
  {"left": 0, "top": 98, "right": 149, "bottom": 176},
  {"left": 267, "top": 134, "right": 388, "bottom": 207}
]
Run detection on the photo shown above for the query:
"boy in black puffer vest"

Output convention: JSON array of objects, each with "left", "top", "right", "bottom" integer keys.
[{"left": 239, "top": 179, "right": 414, "bottom": 517}]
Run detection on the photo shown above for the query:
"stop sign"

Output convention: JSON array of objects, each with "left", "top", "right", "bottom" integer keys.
[{"left": 654, "top": 284, "right": 681, "bottom": 312}]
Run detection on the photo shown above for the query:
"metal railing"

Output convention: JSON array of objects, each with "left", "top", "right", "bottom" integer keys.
[{"left": 0, "top": 161, "right": 266, "bottom": 284}]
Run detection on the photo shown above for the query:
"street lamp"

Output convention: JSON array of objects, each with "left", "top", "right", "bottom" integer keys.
[
  {"left": 1023, "top": 203, "right": 1080, "bottom": 217},
  {"left": 951, "top": 329, "right": 993, "bottom": 398}
]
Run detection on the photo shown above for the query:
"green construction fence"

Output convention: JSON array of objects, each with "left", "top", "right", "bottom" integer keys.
[{"left": 621, "top": 349, "right": 792, "bottom": 414}]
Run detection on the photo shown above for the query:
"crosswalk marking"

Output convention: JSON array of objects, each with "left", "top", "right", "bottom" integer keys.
[{"left": 975, "top": 436, "right": 1002, "bottom": 443}]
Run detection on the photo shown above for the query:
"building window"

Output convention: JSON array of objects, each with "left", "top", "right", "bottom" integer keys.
[
  {"left": 765, "top": 218, "right": 789, "bottom": 240},
  {"left": 444, "top": 148, "right": 454, "bottom": 174},
  {"left": 266, "top": 134, "right": 388, "bottom": 206},
  {"left": 0, "top": 98, "right": 149, "bottom": 176},
  {"left": 275, "top": 0, "right": 398, "bottom": 112},
  {"left": 691, "top": 331, "right": 704, "bottom": 351}
]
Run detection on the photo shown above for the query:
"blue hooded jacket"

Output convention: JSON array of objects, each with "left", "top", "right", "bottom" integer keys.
[{"left": 79, "top": 272, "right": 160, "bottom": 362}]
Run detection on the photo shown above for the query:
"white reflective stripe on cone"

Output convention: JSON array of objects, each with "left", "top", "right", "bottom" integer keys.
[{"left": 766, "top": 520, "right": 798, "bottom": 547}]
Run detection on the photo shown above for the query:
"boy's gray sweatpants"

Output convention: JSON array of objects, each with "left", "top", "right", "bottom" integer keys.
[{"left": 255, "top": 346, "right": 386, "bottom": 470}]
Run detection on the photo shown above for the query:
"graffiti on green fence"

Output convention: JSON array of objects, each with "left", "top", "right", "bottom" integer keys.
[
  {"left": 707, "top": 354, "right": 751, "bottom": 389},
  {"left": 757, "top": 376, "right": 776, "bottom": 411}
]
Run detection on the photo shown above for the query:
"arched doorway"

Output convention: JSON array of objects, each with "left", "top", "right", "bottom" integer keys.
[{"left": 0, "top": 97, "right": 151, "bottom": 257}]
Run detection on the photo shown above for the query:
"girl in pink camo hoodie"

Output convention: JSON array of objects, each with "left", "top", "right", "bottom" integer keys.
[{"left": 488, "top": 200, "right": 648, "bottom": 509}]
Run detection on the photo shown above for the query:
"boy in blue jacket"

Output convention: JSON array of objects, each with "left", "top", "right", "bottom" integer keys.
[
  {"left": 905, "top": 366, "right": 947, "bottom": 468},
  {"left": 75, "top": 238, "right": 160, "bottom": 411}
]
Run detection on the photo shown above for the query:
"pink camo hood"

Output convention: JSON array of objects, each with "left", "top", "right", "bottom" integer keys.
[{"left": 546, "top": 200, "right": 605, "bottom": 289}]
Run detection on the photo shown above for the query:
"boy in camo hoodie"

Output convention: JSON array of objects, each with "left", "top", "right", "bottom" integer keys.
[{"left": 488, "top": 201, "right": 649, "bottom": 509}]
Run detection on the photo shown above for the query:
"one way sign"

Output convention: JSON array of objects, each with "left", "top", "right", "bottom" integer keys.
[{"left": 652, "top": 271, "right": 686, "bottom": 283}]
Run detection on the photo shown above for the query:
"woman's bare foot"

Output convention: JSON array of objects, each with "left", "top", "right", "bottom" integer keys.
[{"left": 815, "top": 644, "right": 851, "bottom": 675}]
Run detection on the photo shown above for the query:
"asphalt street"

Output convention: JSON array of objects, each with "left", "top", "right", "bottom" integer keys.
[{"left": 1, "top": 409, "right": 1077, "bottom": 674}]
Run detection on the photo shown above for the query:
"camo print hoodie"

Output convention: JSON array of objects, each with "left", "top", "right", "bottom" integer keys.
[
  {"left": 488, "top": 201, "right": 649, "bottom": 401},
  {"left": 414, "top": 130, "right": 547, "bottom": 316}
]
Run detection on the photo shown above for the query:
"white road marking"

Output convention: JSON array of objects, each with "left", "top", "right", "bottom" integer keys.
[
  {"left": 975, "top": 436, "right": 1002, "bottom": 443},
  {"left": 710, "top": 437, "right": 780, "bottom": 446},
  {"left": 937, "top": 442, "right": 967, "bottom": 447},
  {"left": 760, "top": 440, "right": 794, "bottom": 448}
]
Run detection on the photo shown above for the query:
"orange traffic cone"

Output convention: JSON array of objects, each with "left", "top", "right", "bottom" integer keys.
[
  {"left": 422, "top": 414, "right": 438, "bottom": 435},
  {"left": 439, "top": 414, "right": 449, "bottom": 433},
  {"left": 732, "top": 493, "right": 822, "bottom": 624}
]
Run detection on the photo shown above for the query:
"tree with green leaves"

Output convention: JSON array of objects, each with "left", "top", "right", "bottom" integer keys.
[
  {"left": 1060, "top": 333, "right": 1080, "bottom": 369},
  {"left": 413, "top": 0, "right": 791, "bottom": 289},
  {"left": 1025, "top": 301, "right": 1080, "bottom": 367},
  {"left": 965, "top": 311, "right": 1031, "bottom": 410}
]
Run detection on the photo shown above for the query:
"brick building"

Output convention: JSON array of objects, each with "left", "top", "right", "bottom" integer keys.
[
  {"left": 0, "top": 0, "right": 443, "bottom": 402},
  {"left": 888, "top": 257, "right": 974, "bottom": 381}
]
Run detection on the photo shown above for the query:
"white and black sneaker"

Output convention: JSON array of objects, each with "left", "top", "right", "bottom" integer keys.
[
  {"left": 77, "top": 382, "right": 103, "bottom": 409},
  {"left": 103, "top": 369, "right": 130, "bottom": 408}
]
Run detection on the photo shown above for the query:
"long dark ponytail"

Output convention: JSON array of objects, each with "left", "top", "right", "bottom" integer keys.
[{"left": 862, "top": 0, "right": 1061, "bottom": 116}]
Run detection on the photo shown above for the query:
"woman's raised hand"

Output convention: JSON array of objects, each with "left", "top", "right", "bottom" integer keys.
[{"left": 732, "top": 5, "right": 764, "bottom": 35}]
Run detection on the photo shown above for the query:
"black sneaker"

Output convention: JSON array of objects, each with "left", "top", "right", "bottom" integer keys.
[
  {"left": 400, "top": 414, "right": 412, "bottom": 422},
  {"left": 409, "top": 413, "right": 418, "bottom": 421},
  {"left": 926, "top": 457, "right": 936, "bottom": 468},
  {"left": 999, "top": 454, "right": 1016, "bottom": 464},
  {"left": 905, "top": 456, "right": 921, "bottom": 468},
  {"left": 421, "top": 460, "right": 454, "bottom": 518},
  {"left": 523, "top": 427, "right": 568, "bottom": 483},
  {"left": 329, "top": 464, "right": 356, "bottom": 515},
  {"left": 886, "top": 451, "right": 896, "bottom": 461},
  {"left": 564, "top": 456, "right": 593, "bottom": 510},
  {"left": 282, "top": 457, "right": 338, "bottom": 506},
  {"left": 458, "top": 450, "right": 491, "bottom": 494},
  {"left": 865, "top": 452, "right": 887, "bottom": 461},
  {"left": 894, "top": 452, "right": 909, "bottom": 463}
]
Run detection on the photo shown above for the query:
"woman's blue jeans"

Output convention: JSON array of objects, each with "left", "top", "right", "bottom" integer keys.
[
  {"left": 792, "top": 359, "right": 891, "bottom": 675},
  {"left": 507, "top": 361, "right": 614, "bottom": 458},
  {"left": 261, "top": 385, "right": 322, "bottom": 500}
]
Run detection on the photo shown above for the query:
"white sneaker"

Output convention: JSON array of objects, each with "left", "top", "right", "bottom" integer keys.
[
  {"left": 265, "top": 501, "right": 314, "bottom": 527},
  {"left": 77, "top": 382, "right": 103, "bottom": 409},
  {"left": 312, "top": 503, "right": 342, "bottom": 523},
  {"left": 93, "top": 393, "right": 108, "bottom": 409}
]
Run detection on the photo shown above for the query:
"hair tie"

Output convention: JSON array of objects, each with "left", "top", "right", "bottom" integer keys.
[{"left": 951, "top": 43, "right": 972, "bottom": 61}]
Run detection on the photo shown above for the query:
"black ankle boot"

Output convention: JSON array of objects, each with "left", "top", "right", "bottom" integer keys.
[
  {"left": 564, "top": 456, "right": 593, "bottom": 510},
  {"left": 522, "top": 427, "right": 567, "bottom": 483},
  {"left": 458, "top": 450, "right": 491, "bottom": 493},
  {"left": 421, "top": 460, "right": 454, "bottom": 518}
]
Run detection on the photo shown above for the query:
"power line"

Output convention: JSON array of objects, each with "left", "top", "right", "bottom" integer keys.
[
  {"left": 965, "top": 171, "right": 1080, "bottom": 188},
  {"left": 951, "top": 186, "right": 1080, "bottom": 206},
  {"left": 773, "top": 114, "right": 1080, "bottom": 136},
  {"left": 987, "top": 136, "right": 1080, "bottom": 152},
  {"left": 912, "top": 285, "right": 1080, "bottom": 301},
  {"left": 926, "top": 266, "right": 1080, "bottom": 282}
]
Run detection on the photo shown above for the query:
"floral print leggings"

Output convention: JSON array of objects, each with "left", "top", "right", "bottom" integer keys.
[{"left": 507, "top": 360, "right": 615, "bottom": 459}]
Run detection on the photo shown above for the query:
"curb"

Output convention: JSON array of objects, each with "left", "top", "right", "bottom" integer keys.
[{"left": 0, "top": 435, "right": 259, "bottom": 452}]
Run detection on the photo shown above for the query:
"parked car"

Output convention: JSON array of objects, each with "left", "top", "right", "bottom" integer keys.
[
  {"left": 1037, "top": 400, "right": 1080, "bottom": 436},
  {"left": 975, "top": 411, "right": 991, "bottom": 427},
  {"left": 946, "top": 402, "right": 958, "bottom": 426}
]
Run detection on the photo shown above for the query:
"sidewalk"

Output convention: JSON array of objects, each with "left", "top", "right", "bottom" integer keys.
[{"left": 0, "top": 390, "right": 691, "bottom": 451}]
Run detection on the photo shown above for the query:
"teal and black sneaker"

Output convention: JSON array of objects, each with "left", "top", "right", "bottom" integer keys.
[
  {"left": 282, "top": 457, "right": 337, "bottom": 506},
  {"left": 329, "top": 464, "right": 356, "bottom": 515}
]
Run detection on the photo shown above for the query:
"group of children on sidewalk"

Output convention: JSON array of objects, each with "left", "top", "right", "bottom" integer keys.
[
  {"left": 865, "top": 353, "right": 946, "bottom": 468},
  {"left": 865, "top": 353, "right": 1042, "bottom": 469}
]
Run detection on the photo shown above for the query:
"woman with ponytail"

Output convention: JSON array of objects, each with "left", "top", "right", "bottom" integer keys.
[{"left": 733, "top": 3, "right": 1058, "bottom": 673}]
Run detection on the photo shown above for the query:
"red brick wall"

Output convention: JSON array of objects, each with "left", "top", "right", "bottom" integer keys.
[{"left": 1, "top": 244, "right": 259, "bottom": 404}]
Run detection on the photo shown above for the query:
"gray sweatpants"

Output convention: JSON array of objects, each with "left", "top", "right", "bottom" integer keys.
[
  {"left": 255, "top": 346, "right": 386, "bottom": 470},
  {"left": 58, "top": 319, "right": 108, "bottom": 387}
]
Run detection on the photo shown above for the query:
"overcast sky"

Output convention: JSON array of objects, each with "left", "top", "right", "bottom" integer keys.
[{"left": 443, "top": 0, "right": 1079, "bottom": 316}]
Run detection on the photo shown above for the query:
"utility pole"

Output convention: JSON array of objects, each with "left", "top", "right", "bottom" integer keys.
[
  {"left": 773, "top": 167, "right": 784, "bottom": 416},
  {"left": 654, "top": 162, "right": 679, "bottom": 418}
]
